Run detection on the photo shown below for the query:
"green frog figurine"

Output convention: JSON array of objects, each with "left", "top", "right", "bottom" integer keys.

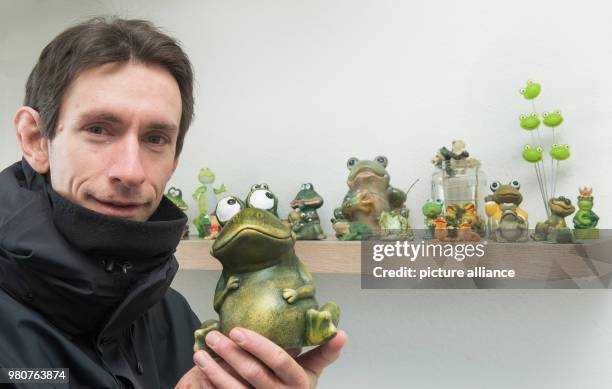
[
  {"left": 289, "top": 183, "right": 326, "bottom": 240},
  {"left": 165, "top": 186, "right": 190, "bottom": 238},
  {"left": 533, "top": 197, "right": 576, "bottom": 243},
  {"left": 573, "top": 187, "right": 599, "bottom": 239},
  {"left": 332, "top": 156, "right": 409, "bottom": 240},
  {"left": 194, "top": 207, "right": 340, "bottom": 352},
  {"left": 193, "top": 168, "right": 227, "bottom": 238},
  {"left": 422, "top": 198, "right": 444, "bottom": 240}
]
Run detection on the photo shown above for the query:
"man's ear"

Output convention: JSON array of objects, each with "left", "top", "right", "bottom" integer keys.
[{"left": 14, "top": 107, "right": 49, "bottom": 174}]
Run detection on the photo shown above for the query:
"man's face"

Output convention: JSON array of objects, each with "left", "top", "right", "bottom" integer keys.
[{"left": 47, "top": 62, "right": 182, "bottom": 221}]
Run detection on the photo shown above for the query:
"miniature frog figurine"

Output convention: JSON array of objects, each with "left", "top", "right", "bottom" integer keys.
[
  {"left": 332, "top": 156, "right": 408, "bottom": 240},
  {"left": 193, "top": 168, "right": 227, "bottom": 238},
  {"left": 193, "top": 168, "right": 227, "bottom": 215},
  {"left": 522, "top": 144, "right": 544, "bottom": 163},
  {"left": 422, "top": 198, "right": 444, "bottom": 239},
  {"left": 542, "top": 110, "right": 564, "bottom": 128},
  {"left": 533, "top": 196, "right": 576, "bottom": 243},
  {"left": 289, "top": 183, "right": 325, "bottom": 240},
  {"left": 379, "top": 209, "right": 413, "bottom": 240},
  {"left": 431, "top": 140, "right": 470, "bottom": 166},
  {"left": 519, "top": 80, "right": 541, "bottom": 100},
  {"left": 549, "top": 144, "right": 571, "bottom": 161},
  {"left": 193, "top": 207, "right": 340, "bottom": 353},
  {"left": 165, "top": 187, "right": 190, "bottom": 238},
  {"left": 484, "top": 180, "right": 529, "bottom": 242},
  {"left": 246, "top": 183, "right": 279, "bottom": 217},
  {"left": 573, "top": 187, "right": 600, "bottom": 239},
  {"left": 519, "top": 113, "right": 541, "bottom": 131}
]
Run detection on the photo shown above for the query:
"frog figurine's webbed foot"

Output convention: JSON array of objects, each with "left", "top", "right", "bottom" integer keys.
[
  {"left": 194, "top": 319, "right": 220, "bottom": 353},
  {"left": 305, "top": 302, "right": 340, "bottom": 346}
]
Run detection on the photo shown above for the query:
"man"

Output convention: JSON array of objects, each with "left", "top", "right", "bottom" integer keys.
[{"left": 0, "top": 17, "right": 346, "bottom": 388}]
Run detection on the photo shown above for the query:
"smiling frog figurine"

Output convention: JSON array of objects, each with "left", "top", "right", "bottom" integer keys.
[
  {"left": 422, "top": 198, "right": 443, "bottom": 240},
  {"left": 165, "top": 187, "right": 189, "bottom": 238},
  {"left": 194, "top": 207, "right": 340, "bottom": 352},
  {"left": 332, "top": 156, "right": 408, "bottom": 240},
  {"left": 533, "top": 196, "right": 576, "bottom": 243},
  {"left": 485, "top": 180, "right": 529, "bottom": 242},
  {"left": 289, "top": 183, "right": 326, "bottom": 240},
  {"left": 573, "top": 187, "right": 600, "bottom": 239}
]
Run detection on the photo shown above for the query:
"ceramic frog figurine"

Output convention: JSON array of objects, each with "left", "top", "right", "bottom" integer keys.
[
  {"left": 165, "top": 187, "right": 190, "bottom": 238},
  {"left": 573, "top": 187, "right": 599, "bottom": 239},
  {"left": 534, "top": 196, "right": 576, "bottom": 243},
  {"left": 422, "top": 198, "right": 443, "bottom": 240},
  {"left": 485, "top": 180, "right": 529, "bottom": 242},
  {"left": 193, "top": 207, "right": 340, "bottom": 352},
  {"left": 332, "top": 156, "right": 408, "bottom": 240},
  {"left": 246, "top": 183, "right": 279, "bottom": 217},
  {"left": 289, "top": 183, "right": 325, "bottom": 240}
]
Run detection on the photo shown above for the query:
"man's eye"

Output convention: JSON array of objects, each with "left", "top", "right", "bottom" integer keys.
[
  {"left": 87, "top": 126, "right": 105, "bottom": 135},
  {"left": 146, "top": 135, "right": 167, "bottom": 145}
]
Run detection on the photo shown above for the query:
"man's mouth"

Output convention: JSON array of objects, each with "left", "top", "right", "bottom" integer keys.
[{"left": 89, "top": 196, "right": 149, "bottom": 219}]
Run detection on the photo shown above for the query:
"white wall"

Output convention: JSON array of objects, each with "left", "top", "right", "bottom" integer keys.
[{"left": 2, "top": 1, "right": 612, "bottom": 388}]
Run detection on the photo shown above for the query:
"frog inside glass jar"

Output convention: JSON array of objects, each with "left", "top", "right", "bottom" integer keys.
[{"left": 430, "top": 140, "right": 487, "bottom": 240}]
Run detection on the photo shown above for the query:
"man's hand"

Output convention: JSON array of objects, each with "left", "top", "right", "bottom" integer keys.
[{"left": 175, "top": 327, "right": 347, "bottom": 388}]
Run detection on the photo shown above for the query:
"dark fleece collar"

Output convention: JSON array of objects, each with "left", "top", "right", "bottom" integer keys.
[{"left": 0, "top": 159, "right": 187, "bottom": 339}]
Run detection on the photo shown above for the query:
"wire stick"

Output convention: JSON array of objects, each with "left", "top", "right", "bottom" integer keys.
[{"left": 534, "top": 163, "right": 549, "bottom": 216}]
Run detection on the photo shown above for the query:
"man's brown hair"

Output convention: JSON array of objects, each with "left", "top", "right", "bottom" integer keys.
[{"left": 24, "top": 16, "right": 194, "bottom": 157}]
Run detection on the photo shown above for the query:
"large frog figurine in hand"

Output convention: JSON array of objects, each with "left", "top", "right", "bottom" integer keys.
[
  {"left": 332, "top": 156, "right": 408, "bottom": 240},
  {"left": 194, "top": 207, "right": 340, "bottom": 352}
]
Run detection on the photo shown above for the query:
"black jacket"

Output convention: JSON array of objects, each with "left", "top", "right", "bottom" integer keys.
[{"left": 0, "top": 160, "right": 201, "bottom": 388}]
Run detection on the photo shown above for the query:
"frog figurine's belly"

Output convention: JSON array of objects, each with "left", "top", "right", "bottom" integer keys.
[{"left": 219, "top": 266, "right": 318, "bottom": 349}]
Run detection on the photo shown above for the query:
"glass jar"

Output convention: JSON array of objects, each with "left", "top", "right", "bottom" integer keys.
[{"left": 431, "top": 159, "right": 487, "bottom": 233}]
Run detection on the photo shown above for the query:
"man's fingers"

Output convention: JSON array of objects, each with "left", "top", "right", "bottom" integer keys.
[
  {"left": 229, "top": 327, "right": 308, "bottom": 387},
  {"left": 193, "top": 350, "right": 248, "bottom": 389},
  {"left": 204, "top": 330, "right": 279, "bottom": 388},
  {"left": 174, "top": 365, "right": 216, "bottom": 389},
  {"left": 296, "top": 330, "right": 347, "bottom": 377}
]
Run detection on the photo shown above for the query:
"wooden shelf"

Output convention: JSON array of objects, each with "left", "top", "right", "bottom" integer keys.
[
  {"left": 176, "top": 237, "right": 361, "bottom": 273},
  {"left": 176, "top": 235, "right": 612, "bottom": 281}
]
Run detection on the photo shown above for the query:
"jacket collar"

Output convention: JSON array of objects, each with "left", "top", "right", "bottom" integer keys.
[{"left": 0, "top": 159, "right": 187, "bottom": 339}]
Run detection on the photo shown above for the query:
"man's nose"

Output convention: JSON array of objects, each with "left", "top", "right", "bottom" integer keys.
[{"left": 107, "top": 135, "right": 146, "bottom": 188}]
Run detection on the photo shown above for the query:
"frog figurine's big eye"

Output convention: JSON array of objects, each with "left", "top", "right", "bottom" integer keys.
[
  {"left": 216, "top": 196, "right": 244, "bottom": 226},
  {"left": 248, "top": 188, "right": 276, "bottom": 211},
  {"left": 490, "top": 181, "right": 501, "bottom": 192},
  {"left": 436, "top": 198, "right": 443, "bottom": 204},
  {"left": 346, "top": 157, "right": 359, "bottom": 170},
  {"left": 374, "top": 155, "right": 388, "bottom": 167},
  {"left": 510, "top": 180, "right": 521, "bottom": 190}
]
